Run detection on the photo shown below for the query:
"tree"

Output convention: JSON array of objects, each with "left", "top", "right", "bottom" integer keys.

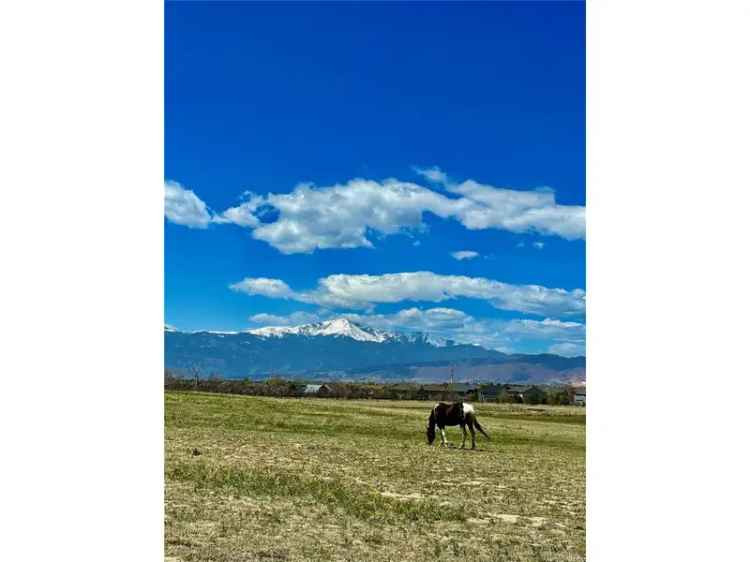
[
  {"left": 188, "top": 365, "right": 201, "bottom": 390},
  {"left": 545, "top": 387, "right": 570, "bottom": 406},
  {"left": 523, "top": 386, "right": 545, "bottom": 405}
]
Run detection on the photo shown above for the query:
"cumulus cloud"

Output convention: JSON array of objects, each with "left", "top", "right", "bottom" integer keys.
[
  {"left": 447, "top": 180, "right": 584, "bottom": 240},
  {"left": 165, "top": 170, "right": 585, "bottom": 253},
  {"left": 421, "top": 314, "right": 585, "bottom": 353},
  {"left": 230, "top": 277, "right": 294, "bottom": 299},
  {"left": 248, "top": 179, "right": 454, "bottom": 254},
  {"left": 230, "top": 271, "right": 585, "bottom": 317},
  {"left": 248, "top": 311, "right": 322, "bottom": 326},
  {"left": 164, "top": 181, "right": 213, "bottom": 228},
  {"left": 345, "top": 307, "right": 472, "bottom": 332},
  {"left": 213, "top": 196, "right": 263, "bottom": 228},
  {"left": 464, "top": 316, "right": 584, "bottom": 355},
  {"left": 451, "top": 250, "right": 479, "bottom": 261},
  {"left": 548, "top": 342, "right": 586, "bottom": 357},
  {"left": 503, "top": 318, "right": 585, "bottom": 339},
  {"left": 533, "top": 241, "right": 545, "bottom": 250}
]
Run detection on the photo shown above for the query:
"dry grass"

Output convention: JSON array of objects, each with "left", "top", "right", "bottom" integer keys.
[{"left": 165, "top": 392, "right": 585, "bottom": 561}]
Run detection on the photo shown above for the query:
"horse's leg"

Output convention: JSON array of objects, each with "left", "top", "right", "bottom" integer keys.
[
  {"left": 440, "top": 425, "right": 448, "bottom": 447},
  {"left": 469, "top": 419, "right": 477, "bottom": 450},
  {"left": 461, "top": 423, "right": 467, "bottom": 449}
]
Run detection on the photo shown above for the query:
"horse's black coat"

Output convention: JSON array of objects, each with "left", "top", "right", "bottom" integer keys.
[{"left": 426, "top": 402, "right": 490, "bottom": 449}]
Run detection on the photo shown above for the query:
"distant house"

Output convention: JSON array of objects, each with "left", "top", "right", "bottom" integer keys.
[
  {"left": 422, "top": 383, "right": 478, "bottom": 401},
  {"left": 421, "top": 383, "right": 449, "bottom": 401},
  {"left": 499, "top": 384, "right": 531, "bottom": 403},
  {"left": 571, "top": 386, "right": 586, "bottom": 406},
  {"left": 496, "top": 384, "right": 545, "bottom": 404},
  {"left": 477, "top": 384, "right": 502, "bottom": 402},
  {"left": 303, "top": 384, "right": 331, "bottom": 396},
  {"left": 389, "top": 383, "right": 419, "bottom": 400},
  {"left": 453, "top": 383, "right": 480, "bottom": 400}
]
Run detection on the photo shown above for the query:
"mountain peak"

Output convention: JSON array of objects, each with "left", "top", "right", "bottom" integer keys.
[
  {"left": 318, "top": 317, "right": 357, "bottom": 330},
  {"left": 246, "top": 317, "right": 391, "bottom": 342}
]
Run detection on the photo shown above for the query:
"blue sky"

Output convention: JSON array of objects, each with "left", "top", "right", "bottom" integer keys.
[{"left": 165, "top": 1, "right": 585, "bottom": 356}]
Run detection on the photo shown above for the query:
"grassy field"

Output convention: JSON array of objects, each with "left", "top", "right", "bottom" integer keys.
[{"left": 165, "top": 391, "right": 585, "bottom": 562}]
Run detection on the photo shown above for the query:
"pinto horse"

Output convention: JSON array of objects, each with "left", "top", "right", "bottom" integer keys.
[{"left": 426, "top": 402, "right": 490, "bottom": 449}]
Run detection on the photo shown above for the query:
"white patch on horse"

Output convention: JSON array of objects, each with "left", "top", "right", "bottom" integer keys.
[{"left": 463, "top": 403, "right": 475, "bottom": 416}]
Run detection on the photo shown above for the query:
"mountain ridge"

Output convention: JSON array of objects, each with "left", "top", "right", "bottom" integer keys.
[{"left": 165, "top": 317, "right": 585, "bottom": 384}]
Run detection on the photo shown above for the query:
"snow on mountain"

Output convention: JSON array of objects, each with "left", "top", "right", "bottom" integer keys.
[
  {"left": 246, "top": 318, "right": 392, "bottom": 343},
  {"left": 167, "top": 317, "right": 455, "bottom": 347},
  {"left": 423, "top": 334, "right": 450, "bottom": 347}
]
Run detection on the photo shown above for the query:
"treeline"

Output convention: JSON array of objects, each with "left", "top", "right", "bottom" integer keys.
[
  {"left": 165, "top": 372, "right": 396, "bottom": 399},
  {"left": 165, "top": 370, "right": 583, "bottom": 405}
]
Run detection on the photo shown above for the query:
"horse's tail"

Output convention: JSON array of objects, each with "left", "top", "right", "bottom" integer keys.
[
  {"left": 473, "top": 416, "right": 490, "bottom": 440},
  {"left": 426, "top": 408, "right": 437, "bottom": 444}
]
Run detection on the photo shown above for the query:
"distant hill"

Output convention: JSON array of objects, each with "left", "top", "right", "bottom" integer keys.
[{"left": 165, "top": 318, "right": 585, "bottom": 384}]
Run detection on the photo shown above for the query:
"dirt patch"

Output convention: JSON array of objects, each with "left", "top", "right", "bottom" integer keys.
[{"left": 492, "top": 513, "right": 521, "bottom": 524}]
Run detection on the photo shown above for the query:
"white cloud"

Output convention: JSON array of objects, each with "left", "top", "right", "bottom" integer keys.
[
  {"left": 230, "top": 271, "right": 585, "bottom": 317},
  {"left": 249, "top": 179, "right": 454, "bottom": 254},
  {"left": 533, "top": 241, "right": 545, "bottom": 249},
  {"left": 413, "top": 165, "right": 449, "bottom": 184},
  {"left": 429, "top": 315, "right": 584, "bottom": 353},
  {"left": 249, "top": 311, "right": 322, "bottom": 326},
  {"left": 165, "top": 170, "right": 585, "bottom": 253},
  {"left": 229, "top": 277, "right": 294, "bottom": 299},
  {"left": 164, "top": 180, "right": 212, "bottom": 228},
  {"left": 447, "top": 180, "right": 585, "bottom": 240},
  {"left": 213, "top": 195, "right": 263, "bottom": 228},
  {"left": 451, "top": 250, "right": 480, "bottom": 261},
  {"left": 345, "top": 307, "right": 472, "bottom": 332},
  {"left": 503, "top": 318, "right": 585, "bottom": 339},
  {"left": 548, "top": 342, "right": 586, "bottom": 357}
]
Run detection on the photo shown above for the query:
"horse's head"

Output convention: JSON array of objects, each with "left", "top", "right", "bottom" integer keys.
[{"left": 426, "top": 424, "right": 436, "bottom": 444}]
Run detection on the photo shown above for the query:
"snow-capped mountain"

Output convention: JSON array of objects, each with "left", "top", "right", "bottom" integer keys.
[
  {"left": 165, "top": 317, "right": 585, "bottom": 383},
  {"left": 245, "top": 318, "right": 451, "bottom": 347},
  {"left": 246, "top": 318, "right": 392, "bottom": 343}
]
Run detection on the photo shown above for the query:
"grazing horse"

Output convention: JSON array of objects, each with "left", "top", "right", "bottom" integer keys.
[{"left": 426, "top": 402, "right": 490, "bottom": 449}]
